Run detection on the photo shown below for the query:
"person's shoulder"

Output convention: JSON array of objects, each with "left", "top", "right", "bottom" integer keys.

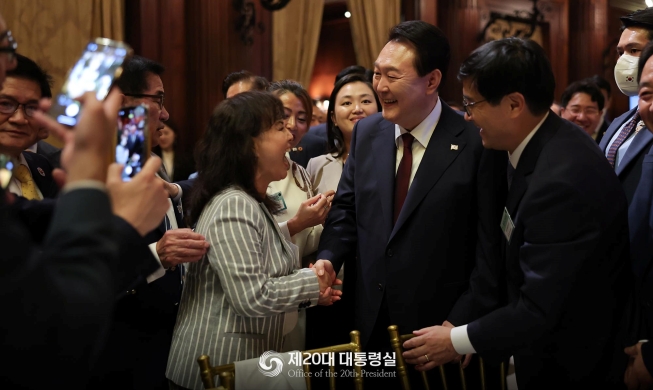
[
  {"left": 306, "top": 154, "right": 334, "bottom": 173},
  {"left": 22, "top": 151, "right": 54, "bottom": 172}
]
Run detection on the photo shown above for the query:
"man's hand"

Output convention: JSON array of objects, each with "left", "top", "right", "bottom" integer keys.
[
  {"left": 310, "top": 260, "right": 342, "bottom": 306},
  {"left": 155, "top": 228, "right": 209, "bottom": 268},
  {"left": 33, "top": 89, "right": 123, "bottom": 184},
  {"left": 107, "top": 157, "right": 170, "bottom": 236},
  {"left": 161, "top": 180, "right": 179, "bottom": 198},
  {"left": 402, "top": 325, "right": 459, "bottom": 371},
  {"left": 442, "top": 320, "right": 472, "bottom": 368},
  {"left": 625, "top": 342, "right": 653, "bottom": 390},
  {"left": 287, "top": 190, "right": 335, "bottom": 236}
]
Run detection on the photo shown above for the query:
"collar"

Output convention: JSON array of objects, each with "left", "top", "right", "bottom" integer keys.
[
  {"left": 394, "top": 98, "right": 442, "bottom": 148},
  {"left": 26, "top": 143, "right": 37, "bottom": 153},
  {"left": 509, "top": 112, "right": 549, "bottom": 168}
]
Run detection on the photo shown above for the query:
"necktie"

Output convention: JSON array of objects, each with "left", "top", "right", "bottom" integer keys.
[
  {"left": 607, "top": 112, "right": 642, "bottom": 168},
  {"left": 14, "top": 164, "right": 38, "bottom": 200},
  {"left": 394, "top": 133, "right": 414, "bottom": 224},
  {"left": 507, "top": 161, "right": 515, "bottom": 190}
]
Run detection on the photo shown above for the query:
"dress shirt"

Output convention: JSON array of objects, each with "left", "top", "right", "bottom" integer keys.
[
  {"left": 26, "top": 143, "right": 37, "bottom": 153},
  {"left": 394, "top": 98, "right": 442, "bottom": 187},
  {"left": 605, "top": 114, "right": 641, "bottom": 169},
  {"left": 450, "top": 112, "right": 548, "bottom": 355},
  {"left": 8, "top": 153, "right": 44, "bottom": 200},
  {"left": 162, "top": 150, "right": 174, "bottom": 180}
]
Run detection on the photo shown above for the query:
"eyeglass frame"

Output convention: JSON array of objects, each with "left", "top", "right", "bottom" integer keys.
[
  {"left": 0, "top": 30, "right": 17, "bottom": 62},
  {"left": 462, "top": 96, "right": 487, "bottom": 116},
  {"left": 0, "top": 97, "right": 39, "bottom": 118},
  {"left": 123, "top": 93, "right": 165, "bottom": 109}
]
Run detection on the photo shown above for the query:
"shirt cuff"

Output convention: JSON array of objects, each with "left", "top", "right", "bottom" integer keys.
[
  {"left": 450, "top": 325, "right": 476, "bottom": 355},
  {"left": 278, "top": 221, "right": 292, "bottom": 242},
  {"left": 146, "top": 242, "right": 166, "bottom": 283},
  {"left": 171, "top": 183, "right": 182, "bottom": 202},
  {"left": 61, "top": 180, "right": 106, "bottom": 194}
]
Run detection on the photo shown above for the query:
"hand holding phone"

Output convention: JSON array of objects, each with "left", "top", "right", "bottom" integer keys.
[{"left": 115, "top": 105, "right": 150, "bottom": 182}]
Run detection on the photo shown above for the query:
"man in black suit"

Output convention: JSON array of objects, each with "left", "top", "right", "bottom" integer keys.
[
  {"left": 623, "top": 39, "right": 653, "bottom": 390},
  {"left": 0, "top": 54, "right": 58, "bottom": 199},
  {"left": 599, "top": 8, "right": 653, "bottom": 205},
  {"left": 316, "top": 20, "right": 506, "bottom": 386},
  {"left": 403, "top": 37, "right": 631, "bottom": 389},
  {"left": 89, "top": 55, "right": 209, "bottom": 390}
]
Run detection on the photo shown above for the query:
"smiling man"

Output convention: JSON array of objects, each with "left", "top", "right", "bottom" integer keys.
[
  {"left": 0, "top": 53, "right": 58, "bottom": 199},
  {"left": 403, "top": 37, "right": 631, "bottom": 389},
  {"left": 316, "top": 20, "right": 506, "bottom": 387},
  {"left": 560, "top": 80, "right": 604, "bottom": 139}
]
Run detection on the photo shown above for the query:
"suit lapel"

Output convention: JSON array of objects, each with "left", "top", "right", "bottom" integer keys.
[
  {"left": 372, "top": 119, "right": 398, "bottom": 231},
  {"left": 390, "top": 106, "right": 467, "bottom": 240},
  {"left": 599, "top": 108, "right": 635, "bottom": 153},
  {"left": 22, "top": 151, "right": 55, "bottom": 198},
  {"left": 616, "top": 128, "right": 653, "bottom": 176}
]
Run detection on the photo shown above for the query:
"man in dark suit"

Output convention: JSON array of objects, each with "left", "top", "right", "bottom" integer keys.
[
  {"left": 599, "top": 8, "right": 653, "bottom": 205},
  {"left": 0, "top": 54, "right": 58, "bottom": 199},
  {"left": 316, "top": 20, "right": 506, "bottom": 386},
  {"left": 403, "top": 37, "right": 631, "bottom": 389},
  {"left": 622, "top": 39, "right": 653, "bottom": 390},
  {"left": 89, "top": 55, "right": 209, "bottom": 390}
]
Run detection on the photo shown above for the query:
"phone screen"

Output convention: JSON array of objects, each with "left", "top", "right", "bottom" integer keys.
[
  {"left": 0, "top": 154, "right": 16, "bottom": 190},
  {"left": 116, "top": 105, "right": 149, "bottom": 182},
  {"left": 50, "top": 39, "right": 131, "bottom": 126}
]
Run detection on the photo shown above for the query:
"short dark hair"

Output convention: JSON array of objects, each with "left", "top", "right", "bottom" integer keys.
[
  {"left": 587, "top": 74, "right": 611, "bottom": 98},
  {"left": 335, "top": 65, "right": 366, "bottom": 83},
  {"left": 115, "top": 55, "right": 165, "bottom": 94},
  {"left": 560, "top": 80, "right": 604, "bottom": 111},
  {"left": 640, "top": 40, "right": 653, "bottom": 85},
  {"left": 326, "top": 74, "right": 381, "bottom": 158},
  {"left": 388, "top": 20, "right": 451, "bottom": 81},
  {"left": 458, "top": 37, "right": 554, "bottom": 116},
  {"left": 189, "top": 90, "right": 285, "bottom": 224},
  {"left": 222, "top": 70, "right": 269, "bottom": 98},
  {"left": 621, "top": 8, "right": 653, "bottom": 41},
  {"left": 268, "top": 79, "right": 313, "bottom": 127},
  {"left": 7, "top": 54, "right": 53, "bottom": 98}
]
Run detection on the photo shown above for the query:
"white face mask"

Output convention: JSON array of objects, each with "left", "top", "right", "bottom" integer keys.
[{"left": 614, "top": 54, "right": 640, "bottom": 97}]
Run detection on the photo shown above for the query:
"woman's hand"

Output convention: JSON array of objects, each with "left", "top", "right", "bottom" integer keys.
[
  {"left": 310, "top": 260, "right": 343, "bottom": 306},
  {"left": 287, "top": 190, "right": 335, "bottom": 236}
]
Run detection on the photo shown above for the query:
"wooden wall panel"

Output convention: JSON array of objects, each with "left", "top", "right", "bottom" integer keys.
[{"left": 568, "top": 0, "right": 608, "bottom": 85}]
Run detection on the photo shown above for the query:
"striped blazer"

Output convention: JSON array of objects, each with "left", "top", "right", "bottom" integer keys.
[{"left": 166, "top": 187, "right": 320, "bottom": 390}]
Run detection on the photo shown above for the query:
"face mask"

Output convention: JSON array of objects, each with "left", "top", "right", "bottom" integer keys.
[{"left": 614, "top": 54, "right": 640, "bottom": 97}]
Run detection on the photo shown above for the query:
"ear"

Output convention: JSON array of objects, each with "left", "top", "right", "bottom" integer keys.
[
  {"left": 425, "top": 69, "right": 442, "bottom": 95},
  {"left": 505, "top": 92, "right": 527, "bottom": 118}
]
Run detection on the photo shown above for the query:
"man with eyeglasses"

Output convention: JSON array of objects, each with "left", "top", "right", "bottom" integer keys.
[
  {"left": 559, "top": 80, "right": 605, "bottom": 139},
  {"left": 88, "top": 55, "right": 209, "bottom": 390},
  {"left": 0, "top": 53, "right": 58, "bottom": 200}
]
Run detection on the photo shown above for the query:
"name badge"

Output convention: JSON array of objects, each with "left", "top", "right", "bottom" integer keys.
[
  {"left": 500, "top": 207, "right": 515, "bottom": 243},
  {"left": 270, "top": 191, "right": 287, "bottom": 212}
]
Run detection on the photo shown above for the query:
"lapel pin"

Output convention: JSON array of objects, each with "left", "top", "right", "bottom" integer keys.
[
  {"left": 37, "top": 167, "right": 45, "bottom": 176},
  {"left": 450, "top": 144, "right": 458, "bottom": 151}
]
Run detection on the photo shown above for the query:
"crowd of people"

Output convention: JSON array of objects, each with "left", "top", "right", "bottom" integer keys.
[{"left": 8, "top": 5, "right": 653, "bottom": 390}]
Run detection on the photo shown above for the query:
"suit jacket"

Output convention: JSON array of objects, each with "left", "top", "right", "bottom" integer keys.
[
  {"left": 595, "top": 118, "right": 610, "bottom": 145},
  {"left": 598, "top": 107, "right": 653, "bottom": 204},
  {"left": 36, "top": 140, "right": 62, "bottom": 169},
  {"left": 0, "top": 187, "right": 128, "bottom": 389},
  {"left": 306, "top": 153, "right": 344, "bottom": 195},
  {"left": 317, "top": 104, "right": 507, "bottom": 348},
  {"left": 289, "top": 124, "right": 328, "bottom": 168},
  {"left": 449, "top": 112, "right": 631, "bottom": 388},
  {"left": 23, "top": 151, "right": 58, "bottom": 199},
  {"left": 166, "top": 187, "right": 320, "bottom": 390}
]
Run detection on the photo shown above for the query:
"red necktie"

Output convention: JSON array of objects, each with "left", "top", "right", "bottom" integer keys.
[
  {"left": 394, "top": 133, "right": 414, "bottom": 224},
  {"left": 606, "top": 112, "right": 640, "bottom": 168}
]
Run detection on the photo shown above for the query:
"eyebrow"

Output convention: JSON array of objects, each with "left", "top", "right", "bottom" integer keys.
[
  {"left": 373, "top": 63, "right": 400, "bottom": 73},
  {"left": 0, "top": 94, "right": 39, "bottom": 104},
  {"left": 339, "top": 93, "right": 374, "bottom": 99},
  {"left": 640, "top": 81, "right": 653, "bottom": 89}
]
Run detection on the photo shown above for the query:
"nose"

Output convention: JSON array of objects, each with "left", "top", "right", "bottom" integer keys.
[
  {"left": 160, "top": 105, "right": 170, "bottom": 121},
  {"left": 286, "top": 115, "right": 296, "bottom": 130},
  {"left": 285, "top": 127, "right": 292, "bottom": 142},
  {"left": 375, "top": 76, "right": 388, "bottom": 93},
  {"left": 9, "top": 106, "right": 27, "bottom": 123},
  {"left": 353, "top": 102, "right": 363, "bottom": 114}
]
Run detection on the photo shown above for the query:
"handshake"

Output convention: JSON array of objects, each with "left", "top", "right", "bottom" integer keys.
[{"left": 309, "top": 259, "right": 343, "bottom": 306}]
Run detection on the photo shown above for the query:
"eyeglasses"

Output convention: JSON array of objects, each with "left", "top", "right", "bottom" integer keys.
[
  {"left": 0, "top": 30, "right": 17, "bottom": 63},
  {"left": 462, "top": 96, "right": 487, "bottom": 116},
  {"left": 0, "top": 97, "right": 39, "bottom": 118},
  {"left": 124, "top": 93, "right": 165, "bottom": 110}
]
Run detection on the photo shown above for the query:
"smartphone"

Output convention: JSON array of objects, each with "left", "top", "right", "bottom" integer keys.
[
  {"left": 49, "top": 38, "right": 132, "bottom": 126},
  {"left": 115, "top": 105, "right": 149, "bottom": 182},
  {"left": 0, "top": 154, "right": 16, "bottom": 190}
]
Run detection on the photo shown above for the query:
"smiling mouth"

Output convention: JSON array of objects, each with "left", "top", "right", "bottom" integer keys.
[{"left": 382, "top": 99, "right": 397, "bottom": 105}]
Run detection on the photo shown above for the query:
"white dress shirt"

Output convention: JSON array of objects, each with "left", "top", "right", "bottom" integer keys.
[
  {"left": 450, "top": 112, "right": 549, "bottom": 355},
  {"left": 394, "top": 98, "right": 442, "bottom": 185}
]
